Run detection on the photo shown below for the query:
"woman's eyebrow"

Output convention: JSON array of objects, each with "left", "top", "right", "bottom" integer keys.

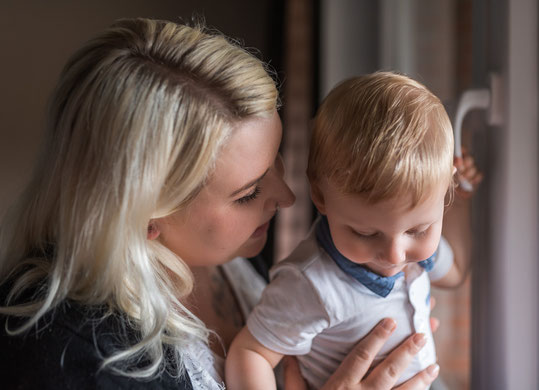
[{"left": 229, "top": 169, "right": 269, "bottom": 197}]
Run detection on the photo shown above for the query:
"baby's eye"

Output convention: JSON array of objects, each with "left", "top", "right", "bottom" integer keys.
[
  {"left": 235, "top": 186, "right": 261, "bottom": 205},
  {"left": 407, "top": 229, "right": 428, "bottom": 238}
]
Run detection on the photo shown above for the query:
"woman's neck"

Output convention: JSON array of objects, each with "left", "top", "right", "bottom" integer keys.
[{"left": 187, "top": 265, "right": 244, "bottom": 358}]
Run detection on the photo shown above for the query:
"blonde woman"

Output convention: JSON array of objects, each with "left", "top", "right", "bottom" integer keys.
[{"left": 0, "top": 18, "right": 440, "bottom": 389}]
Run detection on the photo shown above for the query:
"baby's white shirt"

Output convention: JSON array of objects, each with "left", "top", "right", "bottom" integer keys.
[{"left": 247, "top": 229, "right": 453, "bottom": 389}]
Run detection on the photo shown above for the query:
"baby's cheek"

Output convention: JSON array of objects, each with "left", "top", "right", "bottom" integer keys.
[
  {"left": 336, "top": 236, "right": 371, "bottom": 264},
  {"left": 418, "top": 234, "right": 442, "bottom": 261}
]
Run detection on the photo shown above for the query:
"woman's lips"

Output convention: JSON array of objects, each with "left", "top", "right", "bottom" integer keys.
[{"left": 251, "top": 221, "right": 270, "bottom": 238}]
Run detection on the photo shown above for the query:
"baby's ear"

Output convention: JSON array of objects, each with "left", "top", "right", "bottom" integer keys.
[{"left": 310, "top": 181, "right": 327, "bottom": 215}]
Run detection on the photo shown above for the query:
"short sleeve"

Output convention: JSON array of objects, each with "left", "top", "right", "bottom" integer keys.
[
  {"left": 246, "top": 265, "right": 330, "bottom": 355},
  {"left": 428, "top": 236, "right": 454, "bottom": 281}
]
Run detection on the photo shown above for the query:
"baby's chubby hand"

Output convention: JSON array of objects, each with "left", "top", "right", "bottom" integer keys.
[{"left": 454, "top": 148, "right": 483, "bottom": 199}]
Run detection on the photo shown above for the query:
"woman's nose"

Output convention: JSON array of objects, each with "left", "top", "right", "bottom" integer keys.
[
  {"left": 272, "top": 153, "right": 295, "bottom": 209},
  {"left": 277, "top": 180, "right": 296, "bottom": 209},
  {"left": 264, "top": 178, "right": 295, "bottom": 212}
]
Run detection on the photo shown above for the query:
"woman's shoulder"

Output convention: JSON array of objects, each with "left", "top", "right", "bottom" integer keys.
[{"left": 0, "top": 297, "right": 194, "bottom": 389}]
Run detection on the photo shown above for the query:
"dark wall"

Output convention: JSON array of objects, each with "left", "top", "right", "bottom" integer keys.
[{"left": 0, "top": 0, "right": 281, "bottom": 211}]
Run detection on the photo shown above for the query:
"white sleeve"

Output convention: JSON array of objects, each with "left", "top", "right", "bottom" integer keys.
[
  {"left": 246, "top": 264, "right": 330, "bottom": 355},
  {"left": 428, "top": 236, "right": 454, "bottom": 281}
]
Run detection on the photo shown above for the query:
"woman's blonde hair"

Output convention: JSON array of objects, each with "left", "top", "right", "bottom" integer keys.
[
  {"left": 307, "top": 71, "right": 454, "bottom": 206},
  {"left": 0, "top": 18, "right": 278, "bottom": 378}
]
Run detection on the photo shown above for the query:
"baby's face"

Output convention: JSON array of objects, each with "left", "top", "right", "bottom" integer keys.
[{"left": 312, "top": 179, "right": 447, "bottom": 277}]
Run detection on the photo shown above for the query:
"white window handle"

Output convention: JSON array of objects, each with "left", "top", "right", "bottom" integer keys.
[{"left": 453, "top": 73, "right": 503, "bottom": 191}]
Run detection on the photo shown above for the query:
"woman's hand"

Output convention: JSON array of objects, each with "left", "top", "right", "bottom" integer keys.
[
  {"left": 283, "top": 318, "right": 439, "bottom": 390},
  {"left": 429, "top": 296, "right": 440, "bottom": 333}
]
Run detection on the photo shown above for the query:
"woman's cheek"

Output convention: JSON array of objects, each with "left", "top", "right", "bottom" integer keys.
[{"left": 238, "top": 205, "right": 264, "bottom": 235}]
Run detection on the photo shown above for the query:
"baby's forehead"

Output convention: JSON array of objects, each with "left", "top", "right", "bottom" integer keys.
[
  {"left": 324, "top": 172, "right": 450, "bottom": 199},
  {"left": 333, "top": 186, "right": 446, "bottom": 223}
]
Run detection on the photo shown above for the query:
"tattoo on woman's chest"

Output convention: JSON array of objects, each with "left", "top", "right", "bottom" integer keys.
[{"left": 210, "top": 271, "right": 243, "bottom": 327}]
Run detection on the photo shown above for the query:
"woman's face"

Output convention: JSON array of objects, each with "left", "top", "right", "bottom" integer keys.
[{"left": 157, "top": 111, "right": 295, "bottom": 267}]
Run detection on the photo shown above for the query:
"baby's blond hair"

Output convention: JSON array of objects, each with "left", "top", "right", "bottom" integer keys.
[{"left": 307, "top": 71, "right": 454, "bottom": 206}]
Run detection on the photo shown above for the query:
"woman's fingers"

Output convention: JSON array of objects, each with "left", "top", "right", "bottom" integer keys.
[
  {"left": 322, "top": 320, "right": 434, "bottom": 390},
  {"left": 321, "top": 318, "right": 397, "bottom": 389},
  {"left": 429, "top": 317, "right": 440, "bottom": 333},
  {"left": 429, "top": 297, "right": 440, "bottom": 333},
  {"left": 394, "top": 364, "right": 440, "bottom": 390},
  {"left": 429, "top": 296, "right": 436, "bottom": 310},
  {"left": 282, "top": 356, "right": 308, "bottom": 390},
  {"left": 362, "top": 333, "right": 428, "bottom": 389}
]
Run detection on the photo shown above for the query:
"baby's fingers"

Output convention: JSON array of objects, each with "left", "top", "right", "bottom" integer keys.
[
  {"left": 454, "top": 152, "right": 483, "bottom": 197},
  {"left": 460, "top": 164, "right": 477, "bottom": 179}
]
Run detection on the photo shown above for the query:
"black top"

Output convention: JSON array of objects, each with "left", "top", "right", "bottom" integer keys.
[
  {"left": 0, "top": 256, "right": 269, "bottom": 389},
  {"left": 0, "top": 295, "right": 193, "bottom": 389}
]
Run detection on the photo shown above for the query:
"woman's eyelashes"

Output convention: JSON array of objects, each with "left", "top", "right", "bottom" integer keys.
[
  {"left": 352, "top": 229, "right": 379, "bottom": 239},
  {"left": 235, "top": 185, "right": 261, "bottom": 205}
]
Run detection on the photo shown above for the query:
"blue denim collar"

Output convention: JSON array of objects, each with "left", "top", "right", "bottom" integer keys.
[{"left": 315, "top": 216, "right": 435, "bottom": 298}]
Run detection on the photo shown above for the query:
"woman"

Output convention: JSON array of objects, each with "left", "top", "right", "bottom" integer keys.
[{"left": 0, "top": 18, "right": 439, "bottom": 389}]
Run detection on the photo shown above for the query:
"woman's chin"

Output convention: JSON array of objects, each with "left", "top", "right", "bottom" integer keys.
[{"left": 236, "top": 233, "right": 268, "bottom": 259}]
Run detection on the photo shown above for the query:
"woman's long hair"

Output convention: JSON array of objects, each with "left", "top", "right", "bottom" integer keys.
[{"left": 0, "top": 18, "right": 278, "bottom": 378}]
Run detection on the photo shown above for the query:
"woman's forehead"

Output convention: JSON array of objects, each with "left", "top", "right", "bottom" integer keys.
[{"left": 203, "top": 111, "right": 282, "bottom": 197}]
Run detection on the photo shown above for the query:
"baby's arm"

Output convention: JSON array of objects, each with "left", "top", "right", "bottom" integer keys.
[
  {"left": 226, "top": 327, "right": 284, "bottom": 390},
  {"left": 432, "top": 150, "right": 483, "bottom": 288}
]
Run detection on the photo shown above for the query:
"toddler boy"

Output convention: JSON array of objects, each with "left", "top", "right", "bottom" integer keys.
[{"left": 227, "top": 72, "right": 473, "bottom": 389}]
